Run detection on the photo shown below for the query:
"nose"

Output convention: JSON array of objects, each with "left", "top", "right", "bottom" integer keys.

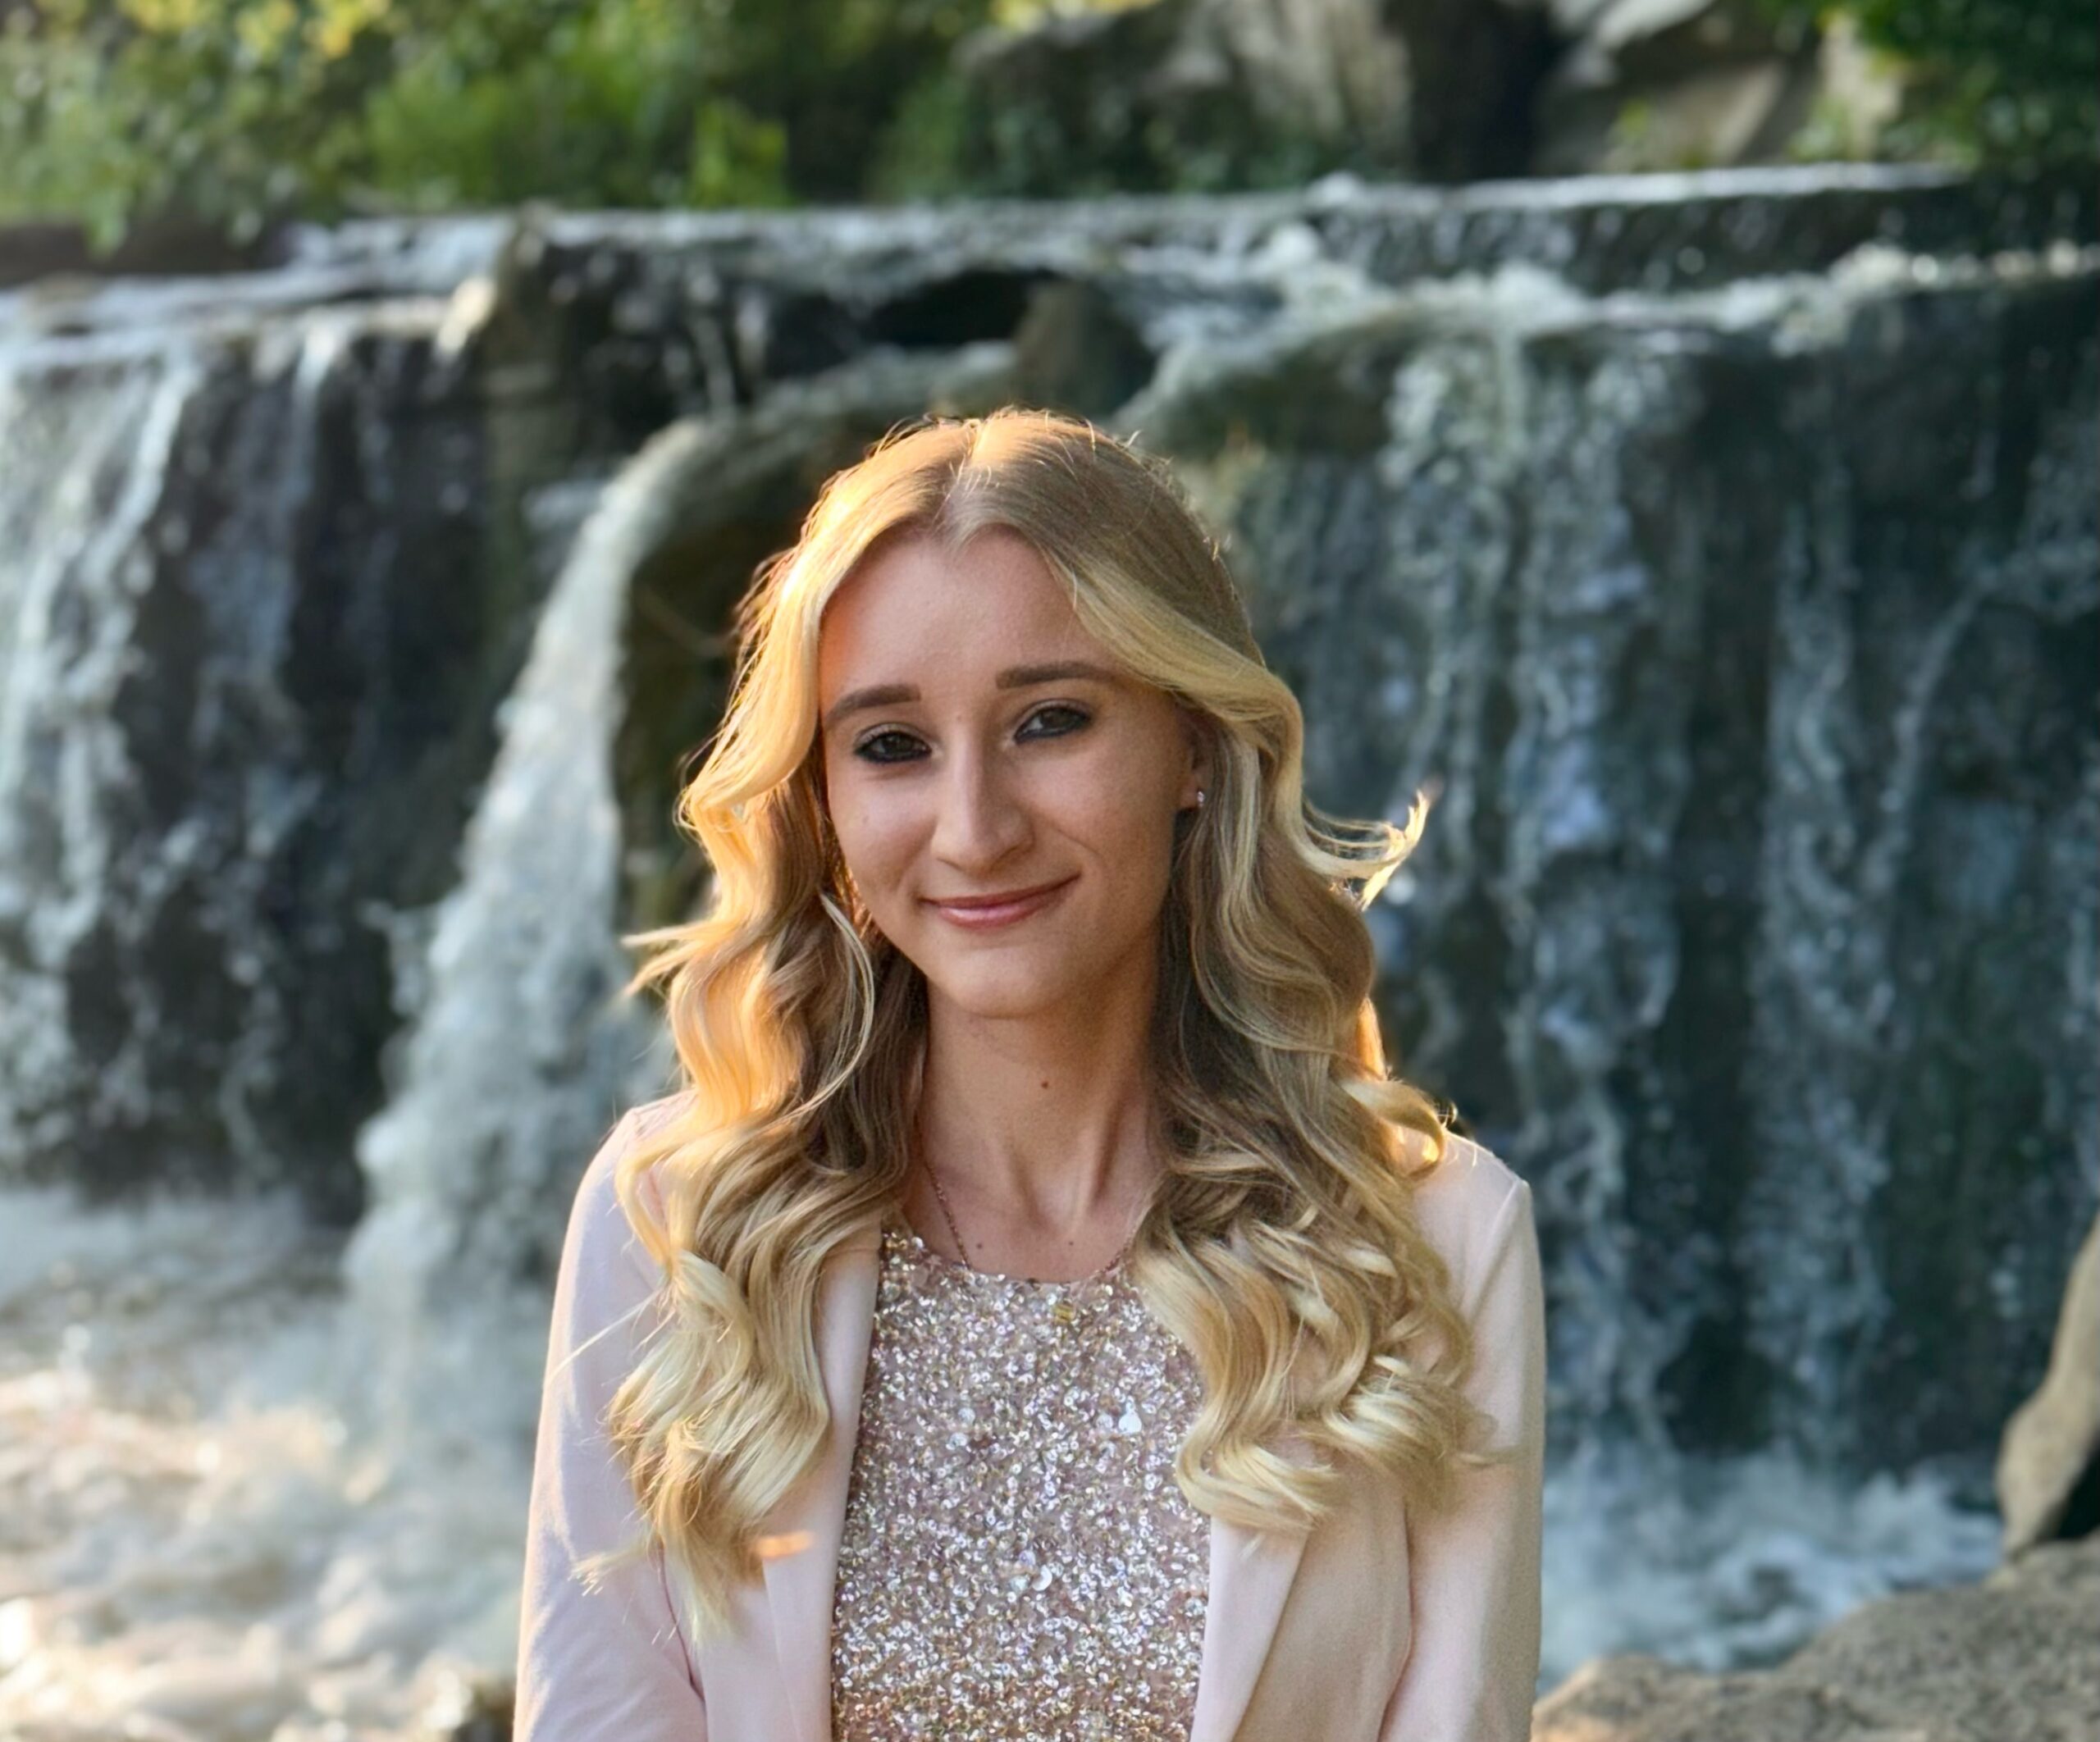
[{"left": 929, "top": 741, "right": 1030, "bottom": 874}]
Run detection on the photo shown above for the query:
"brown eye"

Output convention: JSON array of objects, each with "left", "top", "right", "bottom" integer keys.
[
  {"left": 854, "top": 728, "right": 927, "bottom": 764},
  {"left": 1020, "top": 704, "right": 1091, "bottom": 739}
]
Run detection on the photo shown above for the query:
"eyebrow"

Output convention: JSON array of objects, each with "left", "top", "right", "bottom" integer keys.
[{"left": 820, "top": 660, "right": 1123, "bottom": 732}]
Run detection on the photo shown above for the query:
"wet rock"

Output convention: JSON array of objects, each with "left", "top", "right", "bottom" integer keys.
[
  {"left": 419, "top": 1670, "right": 513, "bottom": 1742},
  {"left": 1114, "top": 239, "right": 2099, "bottom": 1467},
  {"left": 936, "top": 0, "right": 1901, "bottom": 186},
  {"left": 950, "top": 0, "right": 1412, "bottom": 194},
  {"left": 0, "top": 214, "right": 282, "bottom": 290},
  {"left": 1533, "top": 1535, "right": 2100, "bottom": 1740},
  {"left": 1385, "top": 0, "right": 1560, "bottom": 179},
  {"left": 1536, "top": 0, "right": 1819, "bottom": 176},
  {"left": 0, "top": 276, "right": 569, "bottom": 1223}
]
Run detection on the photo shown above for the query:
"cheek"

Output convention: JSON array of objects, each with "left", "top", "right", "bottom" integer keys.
[
  {"left": 1057, "top": 768, "right": 1179, "bottom": 883},
  {"left": 833, "top": 814, "right": 911, "bottom": 899},
  {"left": 825, "top": 787, "right": 910, "bottom": 897}
]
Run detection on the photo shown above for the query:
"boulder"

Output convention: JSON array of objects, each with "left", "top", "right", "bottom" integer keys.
[
  {"left": 1534, "top": 0, "right": 1822, "bottom": 175},
  {"left": 949, "top": 0, "right": 1412, "bottom": 193},
  {"left": 1535, "top": 1535, "right": 2100, "bottom": 1741}
]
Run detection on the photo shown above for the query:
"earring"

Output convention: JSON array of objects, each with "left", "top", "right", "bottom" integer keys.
[{"left": 1195, "top": 789, "right": 1207, "bottom": 809}]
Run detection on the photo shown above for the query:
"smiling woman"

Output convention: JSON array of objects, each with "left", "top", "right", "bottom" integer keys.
[
  {"left": 815, "top": 527, "right": 1208, "bottom": 1170},
  {"left": 515, "top": 407, "right": 1546, "bottom": 1742}
]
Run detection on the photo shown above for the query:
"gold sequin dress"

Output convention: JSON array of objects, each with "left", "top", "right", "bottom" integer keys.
[{"left": 829, "top": 1212, "right": 1212, "bottom": 1741}]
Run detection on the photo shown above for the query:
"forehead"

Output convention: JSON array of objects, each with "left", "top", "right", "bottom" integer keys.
[{"left": 818, "top": 529, "right": 1094, "bottom": 685}]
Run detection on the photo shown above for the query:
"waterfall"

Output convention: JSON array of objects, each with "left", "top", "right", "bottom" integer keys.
[{"left": 0, "top": 168, "right": 2091, "bottom": 1731}]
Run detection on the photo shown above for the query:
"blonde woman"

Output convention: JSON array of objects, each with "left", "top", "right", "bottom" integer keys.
[{"left": 515, "top": 408, "right": 1546, "bottom": 1741}]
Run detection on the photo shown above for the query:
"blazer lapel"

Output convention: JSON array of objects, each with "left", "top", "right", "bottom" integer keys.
[
  {"left": 757, "top": 1233, "right": 880, "bottom": 1742},
  {"left": 758, "top": 1232, "right": 1313, "bottom": 1742},
  {"left": 1186, "top": 1506, "right": 1311, "bottom": 1742}
]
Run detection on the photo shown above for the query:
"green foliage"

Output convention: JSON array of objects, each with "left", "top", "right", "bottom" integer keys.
[
  {"left": 1760, "top": 0, "right": 2098, "bottom": 166},
  {"left": 358, "top": 4, "right": 789, "bottom": 212},
  {"left": 0, "top": 0, "right": 993, "bottom": 251},
  {"left": 865, "top": 65, "right": 979, "bottom": 203},
  {"left": 2, "top": 0, "right": 2089, "bottom": 253}
]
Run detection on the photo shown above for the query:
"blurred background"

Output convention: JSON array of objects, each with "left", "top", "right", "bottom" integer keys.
[{"left": 0, "top": 2, "right": 2093, "bottom": 1738}]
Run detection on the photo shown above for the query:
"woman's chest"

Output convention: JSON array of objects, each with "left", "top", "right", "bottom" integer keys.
[{"left": 828, "top": 1227, "right": 1212, "bottom": 1740}]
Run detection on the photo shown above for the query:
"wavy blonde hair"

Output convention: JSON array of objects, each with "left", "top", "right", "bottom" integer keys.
[{"left": 587, "top": 406, "right": 1507, "bottom": 1643}]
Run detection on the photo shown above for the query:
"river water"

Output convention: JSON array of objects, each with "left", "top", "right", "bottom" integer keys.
[{"left": 0, "top": 1174, "right": 1998, "bottom": 1740}]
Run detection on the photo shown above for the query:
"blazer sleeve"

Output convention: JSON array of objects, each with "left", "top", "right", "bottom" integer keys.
[
  {"left": 515, "top": 1109, "right": 710, "bottom": 1740},
  {"left": 1379, "top": 1175, "right": 1547, "bottom": 1742}
]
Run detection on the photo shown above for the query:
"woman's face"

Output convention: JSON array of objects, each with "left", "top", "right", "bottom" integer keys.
[{"left": 816, "top": 528, "right": 1206, "bottom": 1024}]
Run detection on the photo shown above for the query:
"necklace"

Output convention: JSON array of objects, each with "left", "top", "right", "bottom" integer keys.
[{"left": 913, "top": 1115, "right": 1148, "bottom": 1309}]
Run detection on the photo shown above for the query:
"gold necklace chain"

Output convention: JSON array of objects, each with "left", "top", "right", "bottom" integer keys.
[{"left": 916, "top": 1139, "right": 1145, "bottom": 1289}]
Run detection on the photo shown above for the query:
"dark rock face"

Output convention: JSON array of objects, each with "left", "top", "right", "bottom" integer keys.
[
  {"left": 0, "top": 297, "right": 581, "bottom": 1223},
  {"left": 0, "top": 216, "right": 278, "bottom": 289},
  {"left": 1386, "top": 0, "right": 1563, "bottom": 178},
  {"left": 939, "top": 0, "right": 1897, "bottom": 189},
  {"left": 1112, "top": 241, "right": 2099, "bottom": 1466},
  {"left": 1737, "top": 278, "right": 2098, "bottom": 1466},
  {"left": 948, "top": 0, "right": 1417, "bottom": 196},
  {"left": 0, "top": 166, "right": 2092, "bottom": 1476}
]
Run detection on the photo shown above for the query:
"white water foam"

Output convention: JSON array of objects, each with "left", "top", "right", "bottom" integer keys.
[
  {"left": 1540, "top": 1439, "right": 2001, "bottom": 1686},
  {"left": 0, "top": 1182, "right": 546, "bottom": 1741}
]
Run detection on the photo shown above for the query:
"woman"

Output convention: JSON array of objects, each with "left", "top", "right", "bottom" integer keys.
[{"left": 516, "top": 408, "right": 1546, "bottom": 1741}]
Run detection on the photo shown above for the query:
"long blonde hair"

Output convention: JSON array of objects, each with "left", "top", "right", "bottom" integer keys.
[{"left": 588, "top": 407, "right": 1504, "bottom": 1642}]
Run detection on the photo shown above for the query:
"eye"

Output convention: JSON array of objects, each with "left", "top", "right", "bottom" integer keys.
[
  {"left": 849, "top": 704, "right": 1091, "bottom": 766},
  {"left": 1019, "top": 703, "right": 1091, "bottom": 739},
  {"left": 852, "top": 727, "right": 927, "bottom": 765}
]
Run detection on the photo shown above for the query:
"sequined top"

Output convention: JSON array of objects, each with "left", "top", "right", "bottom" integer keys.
[{"left": 829, "top": 1213, "right": 1212, "bottom": 1741}]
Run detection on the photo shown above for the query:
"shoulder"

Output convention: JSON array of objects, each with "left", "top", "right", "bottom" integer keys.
[
  {"left": 1402, "top": 1127, "right": 1535, "bottom": 1316},
  {"left": 628, "top": 1088, "right": 699, "bottom": 1142},
  {"left": 584, "top": 1091, "right": 700, "bottom": 1201},
  {"left": 562, "top": 1093, "right": 693, "bottom": 1291}
]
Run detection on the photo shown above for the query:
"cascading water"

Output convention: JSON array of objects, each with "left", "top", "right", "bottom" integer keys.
[
  {"left": 0, "top": 258, "right": 559, "bottom": 1228},
  {"left": 0, "top": 168, "right": 2091, "bottom": 1735},
  {"left": 1115, "top": 239, "right": 2098, "bottom": 1667}
]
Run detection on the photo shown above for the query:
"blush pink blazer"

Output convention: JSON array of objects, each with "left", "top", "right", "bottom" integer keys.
[{"left": 516, "top": 1097, "right": 1547, "bottom": 1742}]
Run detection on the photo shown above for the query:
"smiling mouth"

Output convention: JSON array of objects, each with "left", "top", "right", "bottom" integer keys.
[{"left": 926, "top": 877, "right": 1075, "bottom": 928}]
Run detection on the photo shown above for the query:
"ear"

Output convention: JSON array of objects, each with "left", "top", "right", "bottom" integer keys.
[{"left": 1176, "top": 706, "right": 1212, "bottom": 809}]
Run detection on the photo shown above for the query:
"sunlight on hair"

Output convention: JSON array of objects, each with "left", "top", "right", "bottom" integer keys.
[{"left": 594, "top": 406, "right": 1503, "bottom": 1644}]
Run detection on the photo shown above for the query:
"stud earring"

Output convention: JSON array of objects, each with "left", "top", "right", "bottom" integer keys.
[{"left": 1195, "top": 789, "right": 1208, "bottom": 809}]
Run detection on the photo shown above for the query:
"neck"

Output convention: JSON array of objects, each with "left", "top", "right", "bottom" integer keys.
[{"left": 910, "top": 965, "right": 1165, "bottom": 1246}]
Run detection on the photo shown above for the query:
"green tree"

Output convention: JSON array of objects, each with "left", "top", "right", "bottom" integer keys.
[
  {"left": 1764, "top": 0, "right": 2096, "bottom": 166},
  {"left": 0, "top": 0, "right": 998, "bottom": 253}
]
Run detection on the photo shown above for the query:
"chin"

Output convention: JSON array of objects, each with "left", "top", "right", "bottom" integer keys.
[{"left": 918, "top": 952, "right": 1091, "bottom": 1021}]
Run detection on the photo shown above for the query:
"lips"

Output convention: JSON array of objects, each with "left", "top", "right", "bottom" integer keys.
[{"left": 926, "top": 876, "right": 1075, "bottom": 928}]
